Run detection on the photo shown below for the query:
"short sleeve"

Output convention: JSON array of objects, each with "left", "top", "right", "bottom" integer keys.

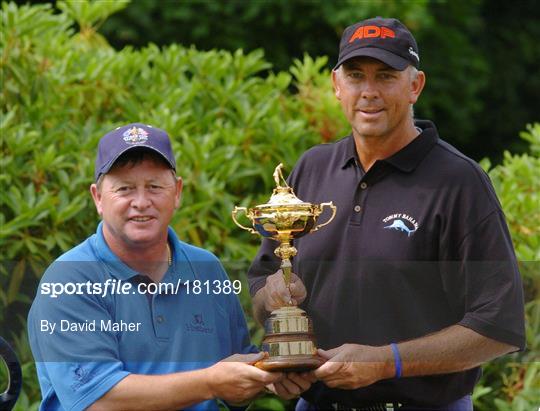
[
  {"left": 28, "top": 263, "right": 130, "bottom": 410},
  {"left": 442, "top": 211, "right": 526, "bottom": 349}
]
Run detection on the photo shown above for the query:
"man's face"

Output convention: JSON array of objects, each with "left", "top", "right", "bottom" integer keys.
[
  {"left": 90, "top": 158, "right": 182, "bottom": 251},
  {"left": 332, "top": 57, "right": 425, "bottom": 141}
]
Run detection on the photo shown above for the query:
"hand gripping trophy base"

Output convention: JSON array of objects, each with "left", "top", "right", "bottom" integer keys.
[{"left": 232, "top": 164, "right": 336, "bottom": 372}]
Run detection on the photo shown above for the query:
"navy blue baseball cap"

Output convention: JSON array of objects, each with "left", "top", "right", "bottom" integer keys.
[
  {"left": 94, "top": 123, "right": 176, "bottom": 181},
  {"left": 334, "top": 17, "right": 420, "bottom": 71}
]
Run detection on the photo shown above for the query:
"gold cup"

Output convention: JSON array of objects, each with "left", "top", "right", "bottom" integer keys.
[{"left": 232, "top": 164, "right": 336, "bottom": 371}]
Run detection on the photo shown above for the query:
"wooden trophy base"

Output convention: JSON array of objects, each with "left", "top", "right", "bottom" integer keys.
[
  {"left": 255, "top": 306, "right": 324, "bottom": 372},
  {"left": 255, "top": 354, "right": 323, "bottom": 372}
]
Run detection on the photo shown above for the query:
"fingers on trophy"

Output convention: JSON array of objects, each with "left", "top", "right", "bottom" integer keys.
[{"left": 232, "top": 164, "right": 336, "bottom": 371}]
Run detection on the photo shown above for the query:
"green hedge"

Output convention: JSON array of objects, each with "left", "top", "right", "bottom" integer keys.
[
  {"left": 1, "top": 2, "right": 538, "bottom": 410},
  {"left": 474, "top": 124, "right": 540, "bottom": 410},
  {"left": 89, "top": 0, "right": 540, "bottom": 164}
]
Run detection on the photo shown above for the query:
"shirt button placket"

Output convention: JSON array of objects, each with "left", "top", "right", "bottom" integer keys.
[
  {"left": 352, "top": 181, "right": 368, "bottom": 222},
  {"left": 153, "top": 295, "right": 170, "bottom": 339}
]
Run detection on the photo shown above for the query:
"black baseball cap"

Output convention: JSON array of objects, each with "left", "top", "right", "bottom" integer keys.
[
  {"left": 334, "top": 17, "right": 420, "bottom": 71},
  {"left": 94, "top": 123, "right": 176, "bottom": 181}
]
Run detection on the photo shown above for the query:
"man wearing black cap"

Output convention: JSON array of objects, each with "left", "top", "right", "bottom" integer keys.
[
  {"left": 248, "top": 18, "right": 525, "bottom": 410},
  {"left": 28, "top": 123, "right": 294, "bottom": 410}
]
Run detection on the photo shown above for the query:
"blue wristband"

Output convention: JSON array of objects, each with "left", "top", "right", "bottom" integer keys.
[{"left": 390, "top": 343, "right": 402, "bottom": 379}]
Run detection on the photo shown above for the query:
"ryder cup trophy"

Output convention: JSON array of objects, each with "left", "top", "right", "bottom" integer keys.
[{"left": 232, "top": 164, "right": 336, "bottom": 371}]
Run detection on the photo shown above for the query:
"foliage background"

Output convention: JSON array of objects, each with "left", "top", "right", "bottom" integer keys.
[
  {"left": 1, "top": 1, "right": 539, "bottom": 410},
  {"left": 99, "top": 0, "right": 540, "bottom": 163}
]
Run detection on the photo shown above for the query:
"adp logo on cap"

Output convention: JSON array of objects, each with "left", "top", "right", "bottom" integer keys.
[
  {"left": 334, "top": 17, "right": 420, "bottom": 71},
  {"left": 349, "top": 25, "right": 396, "bottom": 43}
]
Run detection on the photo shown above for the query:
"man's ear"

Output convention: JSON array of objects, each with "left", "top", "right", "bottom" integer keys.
[
  {"left": 90, "top": 184, "right": 103, "bottom": 216},
  {"left": 174, "top": 177, "right": 183, "bottom": 209},
  {"left": 332, "top": 69, "right": 342, "bottom": 100},
  {"left": 409, "top": 70, "right": 426, "bottom": 105}
]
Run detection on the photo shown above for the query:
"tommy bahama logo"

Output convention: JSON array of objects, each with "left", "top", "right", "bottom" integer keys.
[
  {"left": 185, "top": 313, "right": 213, "bottom": 334},
  {"left": 382, "top": 213, "right": 419, "bottom": 237},
  {"left": 122, "top": 126, "right": 149, "bottom": 144}
]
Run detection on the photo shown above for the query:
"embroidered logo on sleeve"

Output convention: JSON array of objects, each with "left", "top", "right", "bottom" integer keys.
[{"left": 70, "top": 365, "right": 97, "bottom": 391}]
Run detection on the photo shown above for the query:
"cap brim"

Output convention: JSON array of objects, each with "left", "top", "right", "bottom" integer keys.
[
  {"left": 95, "top": 145, "right": 175, "bottom": 181},
  {"left": 334, "top": 48, "right": 410, "bottom": 71}
]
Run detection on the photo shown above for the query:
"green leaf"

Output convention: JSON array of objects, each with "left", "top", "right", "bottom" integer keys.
[{"left": 7, "top": 260, "right": 25, "bottom": 304}]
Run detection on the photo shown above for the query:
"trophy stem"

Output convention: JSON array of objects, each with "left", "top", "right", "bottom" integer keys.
[
  {"left": 281, "top": 258, "right": 292, "bottom": 287},
  {"left": 276, "top": 240, "right": 297, "bottom": 296}
]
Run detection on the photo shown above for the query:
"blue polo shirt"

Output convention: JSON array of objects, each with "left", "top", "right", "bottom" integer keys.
[{"left": 28, "top": 223, "right": 255, "bottom": 411}]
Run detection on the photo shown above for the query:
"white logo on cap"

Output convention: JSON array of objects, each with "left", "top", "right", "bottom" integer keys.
[
  {"left": 122, "top": 127, "right": 149, "bottom": 144},
  {"left": 408, "top": 47, "right": 419, "bottom": 61}
]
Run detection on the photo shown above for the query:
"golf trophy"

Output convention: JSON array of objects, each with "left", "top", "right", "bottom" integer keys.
[{"left": 232, "top": 164, "right": 336, "bottom": 371}]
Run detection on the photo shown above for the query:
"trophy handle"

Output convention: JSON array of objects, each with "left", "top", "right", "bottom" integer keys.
[
  {"left": 232, "top": 207, "right": 258, "bottom": 234},
  {"left": 312, "top": 202, "right": 336, "bottom": 232}
]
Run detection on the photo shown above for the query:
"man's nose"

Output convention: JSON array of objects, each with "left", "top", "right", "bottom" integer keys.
[
  {"left": 360, "top": 79, "right": 380, "bottom": 100},
  {"left": 131, "top": 188, "right": 152, "bottom": 209}
]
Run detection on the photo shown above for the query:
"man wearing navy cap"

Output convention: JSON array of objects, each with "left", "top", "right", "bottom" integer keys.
[
  {"left": 28, "top": 123, "right": 295, "bottom": 410},
  {"left": 248, "top": 18, "right": 525, "bottom": 410}
]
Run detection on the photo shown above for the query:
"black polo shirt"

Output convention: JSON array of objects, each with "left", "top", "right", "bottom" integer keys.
[{"left": 248, "top": 120, "right": 525, "bottom": 407}]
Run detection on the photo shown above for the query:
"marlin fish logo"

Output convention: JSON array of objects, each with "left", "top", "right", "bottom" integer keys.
[{"left": 384, "top": 219, "right": 416, "bottom": 237}]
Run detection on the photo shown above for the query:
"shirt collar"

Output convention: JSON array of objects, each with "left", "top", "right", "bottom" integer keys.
[
  {"left": 93, "top": 222, "right": 138, "bottom": 280},
  {"left": 92, "top": 222, "right": 196, "bottom": 281},
  {"left": 340, "top": 134, "right": 358, "bottom": 169},
  {"left": 340, "top": 119, "right": 439, "bottom": 172},
  {"left": 383, "top": 120, "right": 438, "bottom": 172}
]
